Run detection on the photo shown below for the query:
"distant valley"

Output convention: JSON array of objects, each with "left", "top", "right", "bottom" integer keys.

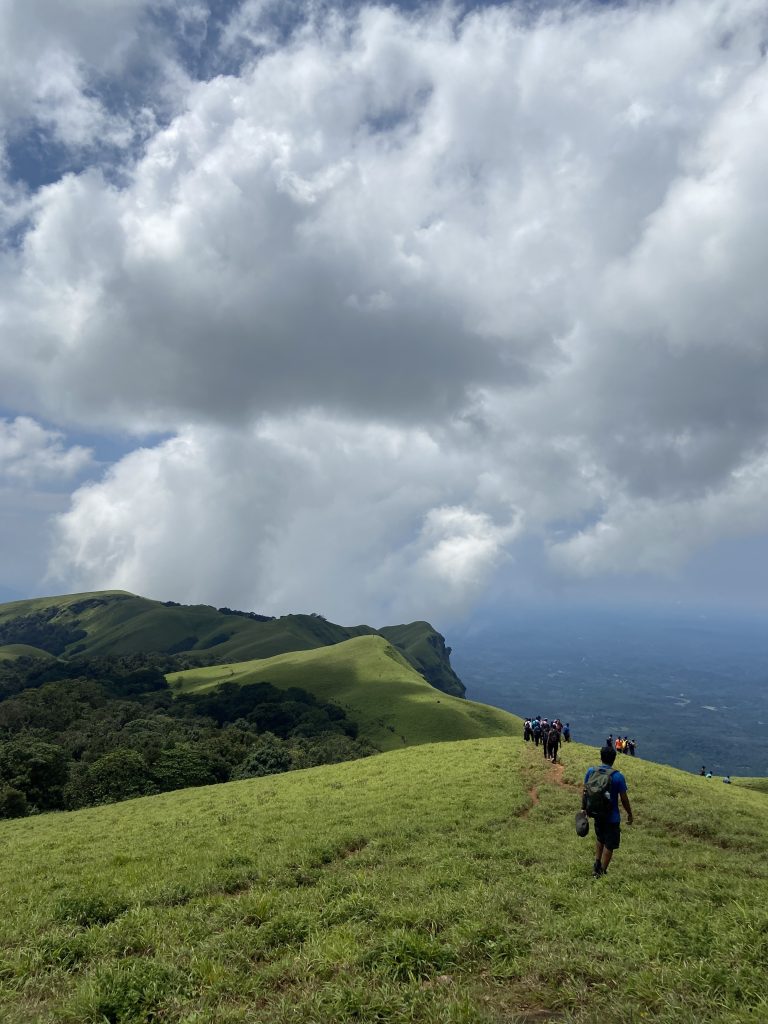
[{"left": 452, "top": 607, "right": 768, "bottom": 777}]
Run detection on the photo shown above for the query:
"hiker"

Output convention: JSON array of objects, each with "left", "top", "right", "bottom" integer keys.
[
  {"left": 582, "top": 745, "right": 633, "bottom": 878},
  {"left": 547, "top": 726, "right": 561, "bottom": 763},
  {"left": 723, "top": 776, "right": 731, "bottom": 784},
  {"left": 615, "top": 737, "right": 624, "bottom": 753},
  {"left": 699, "top": 766, "right": 706, "bottom": 776},
  {"left": 563, "top": 722, "right": 571, "bottom": 742},
  {"left": 524, "top": 719, "right": 531, "bottom": 742},
  {"left": 541, "top": 721, "right": 551, "bottom": 758},
  {"left": 532, "top": 718, "right": 542, "bottom": 747},
  {"left": 628, "top": 738, "right": 636, "bottom": 756},
  {"left": 705, "top": 771, "right": 712, "bottom": 779}
]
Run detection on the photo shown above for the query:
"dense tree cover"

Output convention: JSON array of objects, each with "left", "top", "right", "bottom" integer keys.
[
  {"left": 0, "top": 656, "right": 374, "bottom": 817},
  {"left": 0, "top": 608, "right": 87, "bottom": 656}
]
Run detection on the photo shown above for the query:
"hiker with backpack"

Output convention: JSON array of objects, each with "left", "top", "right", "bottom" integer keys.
[
  {"left": 581, "top": 745, "right": 633, "bottom": 878},
  {"left": 546, "top": 725, "right": 561, "bottom": 763},
  {"left": 540, "top": 721, "right": 551, "bottom": 757}
]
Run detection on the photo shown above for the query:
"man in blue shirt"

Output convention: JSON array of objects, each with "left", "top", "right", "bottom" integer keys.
[{"left": 583, "top": 745, "right": 634, "bottom": 878}]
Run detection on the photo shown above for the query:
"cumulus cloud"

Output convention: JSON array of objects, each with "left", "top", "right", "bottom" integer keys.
[
  {"left": 0, "top": 416, "right": 92, "bottom": 483},
  {"left": 0, "top": 0, "right": 766, "bottom": 617},
  {"left": 49, "top": 416, "right": 522, "bottom": 622},
  {"left": 0, "top": 0, "right": 150, "bottom": 150},
  {"left": 550, "top": 451, "right": 768, "bottom": 577}
]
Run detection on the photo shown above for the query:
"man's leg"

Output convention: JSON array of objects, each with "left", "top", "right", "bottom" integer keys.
[
  {"left": 593, "top": 839, "right": 604, "bottom": 876},
  {"left": 600, "top": 824, "right": 620, "bottom": 874}
]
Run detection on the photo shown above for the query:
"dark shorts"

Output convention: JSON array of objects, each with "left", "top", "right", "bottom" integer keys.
[{"left": 593, "top": 818, "right": 621, "bottom": 851}]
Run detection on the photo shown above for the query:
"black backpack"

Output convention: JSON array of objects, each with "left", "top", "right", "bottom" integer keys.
[{"left": 584, "top": 766, "right": 616, "bottom": 818}]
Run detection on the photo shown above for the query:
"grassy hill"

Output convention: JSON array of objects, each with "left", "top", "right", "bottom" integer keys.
[
  {"left": 0, "top": 644, "right": 54, "bottom": 661},
  {"left": 1, "top": 738, "right": 767, "bottom": 1023},
  {"left": 0, "top": 592, "right": 464, "bottom": 695},
  {"left": 167, "top": 635, "right": 518, "bottom": 751}
]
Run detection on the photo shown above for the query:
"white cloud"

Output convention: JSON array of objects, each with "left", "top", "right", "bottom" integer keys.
[
  {"left": 0, "top": 0, "right": 765, "bottom": 614},
  {"left": 49, "top": 416, "right": 523, "bottom": 622},
  {"left": 550, "top": 450, "right": 768, "bottom": 577},
  {"left": 0, "top": 416, "right": 93, "bottom": 483},
  {"left": 0, "top": 0, "right": 145, "bottom": 148}
]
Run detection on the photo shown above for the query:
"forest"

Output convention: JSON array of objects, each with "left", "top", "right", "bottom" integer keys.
[{"left": 0, "top": 653, "right": 373, "bottom": 818}]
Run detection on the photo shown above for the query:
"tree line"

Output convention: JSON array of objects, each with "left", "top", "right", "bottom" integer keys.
[{"left": 0, "top": 654, "right": 374, "bottom": 818}]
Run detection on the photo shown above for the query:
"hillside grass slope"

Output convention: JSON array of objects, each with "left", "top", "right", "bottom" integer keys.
[
  {"left": 0, "top": 645, "right": 54, "bottom": 661},
  {"left": 0, "top": 592, "right": 464, "bottom": 695},
  {"left": 167, "top": 635, "right": 517, "bottom": 751},
  {"left": 1, "top": 738, "right": 767, "bottom": 1024}
]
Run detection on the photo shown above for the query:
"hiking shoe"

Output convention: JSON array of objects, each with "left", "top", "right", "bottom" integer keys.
[{"left": 592, "top": 861, "right": 603, "bottom": 878}]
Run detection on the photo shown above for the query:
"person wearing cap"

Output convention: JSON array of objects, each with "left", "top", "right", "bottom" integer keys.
[{"left": 582, "top": 745, "right": 634, "bottom": 878}]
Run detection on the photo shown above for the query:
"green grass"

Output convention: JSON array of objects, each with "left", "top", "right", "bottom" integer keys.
[
  {"left": 732, "top": 777, "right": 768, "bottom": 795},
  {"left": 0, "top": 645, "right": 54, "bottom": 661},
  {"left": 167, "top": 635, "right": 518, "bottom": 751},
  {"left": 0, "top": 592, "right": 463, "bottom": 693},
  {"left": 0, "top": 591, "right": 358, "bottom": 661},
  {"left": 2, "top": 739, "right": 767, "bottom": 1023}
]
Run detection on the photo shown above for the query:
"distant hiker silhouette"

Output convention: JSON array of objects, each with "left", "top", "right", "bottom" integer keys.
[{"left": 546, "top": 726, "right": 561, "bottom": 763}]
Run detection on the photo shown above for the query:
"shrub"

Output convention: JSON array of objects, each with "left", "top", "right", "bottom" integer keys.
[
  {"left": 234, "top": 732, "right": 292, "bottom": 779},
  {"left": 151, "top": 743, "right": 221, "bottom": 790},
  {"left": 0, "top": 785, "right": 28, "bottom": 818},
  {"left": 78, "top": 749, "right": 153, "bottom": 805}
]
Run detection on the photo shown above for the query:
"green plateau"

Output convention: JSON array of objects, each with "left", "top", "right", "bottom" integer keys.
[
  {"left": 1, "top": 738, "right": 767, "bottom": 1024},
  {"left": 167, "top": 635, "right": 517, "bottom": 751},
  {"left": 0, "top": 590, "right": 464, "bottom": 696}
]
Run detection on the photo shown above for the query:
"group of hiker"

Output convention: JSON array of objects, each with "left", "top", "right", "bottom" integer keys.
[
  {"left": 523, "top": 717, "right": 570, "bottom": 762},
  {"left": 699, "top": 767, "right": 731, "bottom": 783},
  {"left": 606, "top": 734, "right": 638, "bottom": 756}
]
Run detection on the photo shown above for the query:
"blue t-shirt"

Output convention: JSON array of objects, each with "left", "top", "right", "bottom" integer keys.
[{"left": 584, "top": 765, "right": 627, "bottom": 824}]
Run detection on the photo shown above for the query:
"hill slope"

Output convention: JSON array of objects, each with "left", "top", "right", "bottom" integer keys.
[
  {"left": 0, "top": 591, "right": 464, "bottom": 695},
  {"left": 168, "top": 635, "right": 517, "bottom": 751},
  {"left": 2, "top": 739, "right": 767, "bottom": 1023}
]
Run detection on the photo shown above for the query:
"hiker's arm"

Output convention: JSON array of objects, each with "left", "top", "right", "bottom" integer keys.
[{"left": 620, "top": 791, "right": 633, "bottom": 825}]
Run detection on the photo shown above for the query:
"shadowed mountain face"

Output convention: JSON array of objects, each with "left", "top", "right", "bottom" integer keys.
[{"left": 0, "top": 591, "right": 465, "bottom": 697}]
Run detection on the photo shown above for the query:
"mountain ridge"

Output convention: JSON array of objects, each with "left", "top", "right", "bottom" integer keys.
[{"left": 0, "top": 590, "right": 465, "bottom": 697}]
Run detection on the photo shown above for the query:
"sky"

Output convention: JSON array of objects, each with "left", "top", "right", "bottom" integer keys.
[{"left": 1, "top": 0, "right": 768, "bottom": 628}]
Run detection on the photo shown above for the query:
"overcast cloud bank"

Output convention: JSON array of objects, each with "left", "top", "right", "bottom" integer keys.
[{"left": 1, "top": 0, "right": 767, "bottom": 622}]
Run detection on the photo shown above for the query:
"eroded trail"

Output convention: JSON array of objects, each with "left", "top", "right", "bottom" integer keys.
[
  {"left": 519, "top": 744, "right": 580, "bottom": 817},
  {"left": 549, "top": 759, "right": 581, "bottom": 793}
]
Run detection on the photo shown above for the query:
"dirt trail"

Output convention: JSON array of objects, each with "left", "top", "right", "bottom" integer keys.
[
  {"left": 549, "top": 760, "right": 581, "bottom": 793},
  {"left": 520, "top": 785, "right": 540, "bottom": 818},
  {"left": 520, "top": 749, "right": 581, "bottom": 817}
]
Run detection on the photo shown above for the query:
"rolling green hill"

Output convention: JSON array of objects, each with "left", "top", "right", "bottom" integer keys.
[
  {"left": 1, "top": 738, "right": 767, "bottom": 1023},
  {"left": 0, "top": 644, "right": 54, "bottom": 661},
  {"left": 0, "top": 592, "right": 464, "bottom": 695},
  {"left": 168, "top": 635, "right": 518, "bottom": 751}
]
